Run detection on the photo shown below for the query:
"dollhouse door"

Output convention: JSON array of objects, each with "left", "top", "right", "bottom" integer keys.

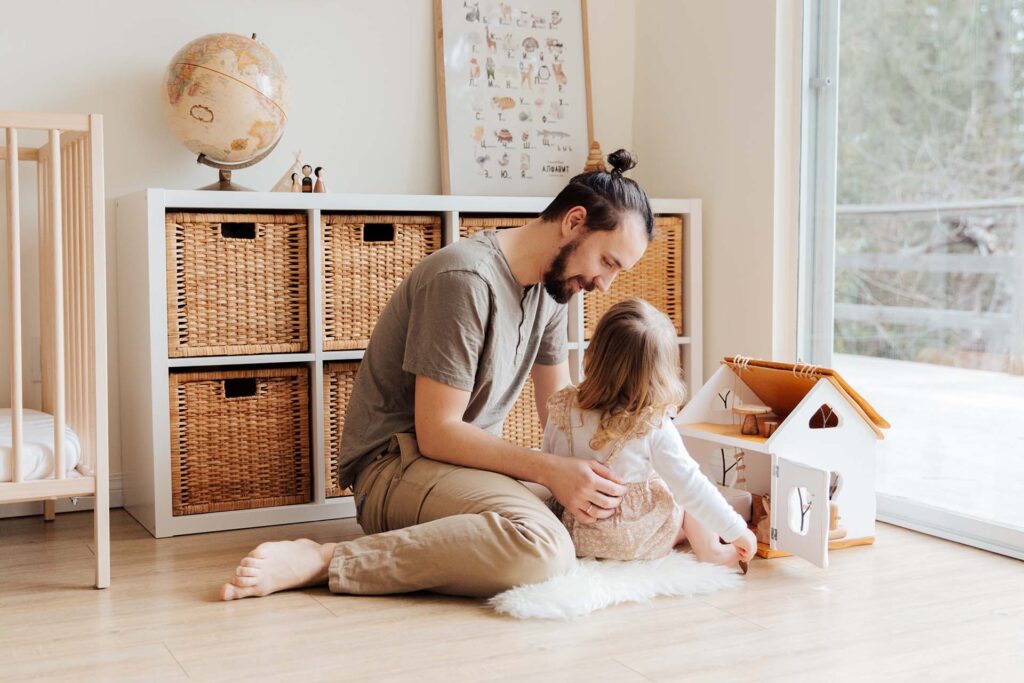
[{"left": 771, "top": 455, "right": 831, "bottom": 568}]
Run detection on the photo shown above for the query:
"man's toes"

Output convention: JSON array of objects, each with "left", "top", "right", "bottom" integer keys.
[
  {"left": 235, "top": 565, "right": 259, "bottom": 577},
  {"left": 221, "top": 582, "right": 259, "bottom": 600},
  {"left": 231, "top": 575, "right": 258, "bottom": 588},
  {"left": 251, "top": 542, "right": 274, "bottom": 559},
  {"left": 240, "top": 556, "right": 264, "bottom": 568}
]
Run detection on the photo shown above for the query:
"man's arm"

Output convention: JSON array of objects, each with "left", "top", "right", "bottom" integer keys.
[
  {"left": 414, "top": 374, "right": 626, "bottom": 523},
  {"left": 530, "top": 360, "right": 571, "bottom": 427}
]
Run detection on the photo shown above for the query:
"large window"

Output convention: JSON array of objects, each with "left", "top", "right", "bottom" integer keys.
[{"left": 800, "top": 0, "right": 1024, "bottom": 558}]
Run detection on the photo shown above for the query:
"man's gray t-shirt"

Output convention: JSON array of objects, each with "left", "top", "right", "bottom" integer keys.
[{"left": 336, "top": 229, "right": 568, "bottom": 489}]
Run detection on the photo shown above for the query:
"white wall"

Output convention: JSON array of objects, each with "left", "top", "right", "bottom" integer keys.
[
  {"left": 632, "top": 0, "right": 782, "bottom": 381},
  {"left": 0, "top": 0, "right": 636, "bottom": 482}
]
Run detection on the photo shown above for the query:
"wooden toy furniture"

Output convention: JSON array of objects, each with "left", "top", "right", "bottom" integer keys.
[
  {"left": 1, "top": 112, "right": 109, "bottom": 588},
  {"left": 676, "top": 356, "right": 890, "bottom": 568}
]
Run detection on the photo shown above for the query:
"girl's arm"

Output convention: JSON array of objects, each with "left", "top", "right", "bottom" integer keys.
[{"left": 649, "top": 417, "right": 748, "bottom": 543}]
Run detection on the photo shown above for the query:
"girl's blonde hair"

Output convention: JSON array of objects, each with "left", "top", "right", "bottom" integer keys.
[{"left": 576, "top": 298, "right": 687, "bottom": 450}]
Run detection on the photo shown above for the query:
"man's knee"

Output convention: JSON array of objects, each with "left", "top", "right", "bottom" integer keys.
[{"left": 493, "top": 515, "right": 576, "bottom": 588}]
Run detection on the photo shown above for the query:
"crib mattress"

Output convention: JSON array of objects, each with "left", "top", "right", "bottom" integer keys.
[{"left": 1, "top": 408, "right": 83, "bottom": 482}]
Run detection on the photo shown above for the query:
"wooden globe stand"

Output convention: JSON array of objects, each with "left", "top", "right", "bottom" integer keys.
[{"left": 196, "top": 136, "right": 280, "bottom": 191}]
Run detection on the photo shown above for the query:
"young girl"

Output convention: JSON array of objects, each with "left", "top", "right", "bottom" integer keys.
[{"left": 543, "top": 298, "right": 756, "bottom": 570}]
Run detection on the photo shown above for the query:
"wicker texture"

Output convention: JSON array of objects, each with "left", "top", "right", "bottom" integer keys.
[
  {"left": 503, "top": 378, "right": 544, "bottom": 449},
  {"left": 169, "top": 366, "right": 311, "bottom": 516},
  {"left": 459, "top": 215, "right": 532, "bottom": 238},
  {"left": 323, "top": 361, "right": 359, "bottom": 497},
  {"left": 584, "top": 215, "right": 683, "bottom": 338},
  {"left": 322, "top": 214, "right": 442, "bottom": 350},
  {"left": 166, "top": 212, "right": 308, "bottom": 357}
]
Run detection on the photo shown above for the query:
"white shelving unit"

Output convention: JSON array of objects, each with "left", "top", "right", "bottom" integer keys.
[{"left": 116, "top": 189, "right": 702, "bottom": 537}]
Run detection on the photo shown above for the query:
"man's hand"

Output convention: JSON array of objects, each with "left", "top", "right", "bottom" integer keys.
[{"left": 542, "top": 456, "right": 627, "bottom": 524}]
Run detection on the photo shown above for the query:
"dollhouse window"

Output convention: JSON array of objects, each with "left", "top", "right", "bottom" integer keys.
[
  {"left": 788, "top": 486, "right": 813, "bottom": 535},
  {"left": 808, "top": 403, "right": 840, "bottom": 429}
]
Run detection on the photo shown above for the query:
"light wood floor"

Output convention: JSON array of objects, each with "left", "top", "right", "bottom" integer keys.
[{"left": 1, "top": 509, "right": 1022, "bottom": 682}]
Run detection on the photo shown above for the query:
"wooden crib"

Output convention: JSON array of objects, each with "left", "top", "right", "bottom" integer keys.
[{"left": 1, "top": 112, "right": 109, "bottom": 588}]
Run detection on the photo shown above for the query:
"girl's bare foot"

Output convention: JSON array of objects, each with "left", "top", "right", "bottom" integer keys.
[{"left": 219, "top": 539, "right": 335, "bottom": 600}]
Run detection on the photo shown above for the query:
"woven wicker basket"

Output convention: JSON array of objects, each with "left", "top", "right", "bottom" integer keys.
[
  {"left": 504, "top": 378, "right": 544, "bottom": 449},
  {"left": 166, "top": 212, "right": 308, "bottom": 357},
  {"left": 169, "top": 366, "right": 311, "bottom": 516},
  {"left": 323, "top": 361, "right": 359, "bottom": 498},
  {"left": 459, "top": 215, "right": 532, "bottom": 239},
  {"left": 584, "top": 215, "right": 683, "bottom": 338},
  {"left": 322, "top": 214, "right": 442, "bottom": 350}
]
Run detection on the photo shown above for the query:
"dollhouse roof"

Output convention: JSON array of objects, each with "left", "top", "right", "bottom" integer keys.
[{"left": 723, "top": 357, "right": 890, "bottom": 437}]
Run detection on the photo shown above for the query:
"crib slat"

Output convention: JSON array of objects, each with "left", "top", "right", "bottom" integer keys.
[
  {"left": 49, "top": 128, "right": 66, "bottom": 481},
  {"left": 5, "top": 127, "right": 25, "bottom": 483},
  {"left": 89, "top": 113, "right": 110, "bottom": 590},
  {"left": 74, "top": 138, "right": 87, "bottom": 463},
  {"left": 37, "top": 151, "right": 52, "bottom": 414},
  {"left": 66, "top": 140, "right": 80, "bottom": 470}
]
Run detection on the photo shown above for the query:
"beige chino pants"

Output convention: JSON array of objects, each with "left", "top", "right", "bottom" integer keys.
[{"left": 328, "top": 433, "right": 575, "bottom": 597}]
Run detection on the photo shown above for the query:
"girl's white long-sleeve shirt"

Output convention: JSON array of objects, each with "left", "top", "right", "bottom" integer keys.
[{"left": 541, "top": 398, "right": 748, "bottom": 543}]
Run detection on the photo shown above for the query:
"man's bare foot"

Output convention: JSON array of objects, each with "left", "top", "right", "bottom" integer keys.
[{"left": 220, "top": 539, "right": 335, "bottom": 600}]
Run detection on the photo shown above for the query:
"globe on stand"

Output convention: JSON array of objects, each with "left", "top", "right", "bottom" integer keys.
[{"left": 162, "top": 32, "right": 288, "bottom": 190}]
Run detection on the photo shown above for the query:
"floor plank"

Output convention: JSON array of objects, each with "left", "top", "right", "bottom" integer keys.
[{"left": 1, "top": 509, "right": 1020, "bottom": 681}]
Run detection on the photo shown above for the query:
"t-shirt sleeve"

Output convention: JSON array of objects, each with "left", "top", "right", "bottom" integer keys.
[
  {"left": 535, "top": 301, "right": 568, "bottom": 366},
  {"left": 541, "top": 397, "right": 571, "bottom": 457},
  {"left": 402, "top": 270, "right": 491, "bottom": 392},
  {"left": 649, "top": 417, "right": 749, "bottom": 543}
]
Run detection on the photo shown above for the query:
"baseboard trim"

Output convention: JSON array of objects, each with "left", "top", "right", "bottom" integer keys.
[
  {"left": 0, "top": 474, "right": 124, "bottom": 520},
  {"left": 877, "top": 493, "right": 1024, "bottom": 561}
]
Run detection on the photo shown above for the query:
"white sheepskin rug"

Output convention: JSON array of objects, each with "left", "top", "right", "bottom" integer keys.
[{"left": 487, "top": 551, "right": 743, "bottom": 620}]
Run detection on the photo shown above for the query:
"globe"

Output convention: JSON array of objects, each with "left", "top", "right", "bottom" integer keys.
[{"left": 162, "top": 33, "right": 288, "bottom": 172}]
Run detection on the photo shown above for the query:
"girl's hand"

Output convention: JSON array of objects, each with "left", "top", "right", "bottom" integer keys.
[{"left": 732, "top": 528, "right": 757, "bottom": 561}]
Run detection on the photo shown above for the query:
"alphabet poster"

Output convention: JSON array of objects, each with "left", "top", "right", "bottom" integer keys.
[{"left": 435, "top": 0, "right": 592, "bottom": 196}]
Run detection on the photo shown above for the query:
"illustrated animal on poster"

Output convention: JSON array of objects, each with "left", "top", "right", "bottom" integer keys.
[
  {"left": 547, "top": 38, "right": 564, "bottom": 60},
  {"left": 471, "top": 125, "right": 485, "bottom": 147},
  {"left": 475, "top": 153, "right": 491, "bottom": 176},
  {"left": 492, "top": 96, "right": 516, "bottom": 120},
  {"left": 519, "top": 61, "right": 534, "bottom": 89},
  {"left": 553, "top": 62, "right": 568, "bottom": 90},
  {"left": 522, "top": 36, "right": 539, "bottom": 58}
]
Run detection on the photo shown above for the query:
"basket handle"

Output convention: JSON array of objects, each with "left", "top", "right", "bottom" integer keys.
[
  {"left": 362, "top": 223, "right": 395, "bottom": 243},
  {"left": 220, "top": 222, "right": 258, "bottom": 240},
  {"left": 223, "top": 377, "right": 260, "bottom": 399}
]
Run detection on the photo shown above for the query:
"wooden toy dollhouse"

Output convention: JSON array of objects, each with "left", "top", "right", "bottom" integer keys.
[{"left": 676, "top": 356, "right": 890, "bottom": 568}]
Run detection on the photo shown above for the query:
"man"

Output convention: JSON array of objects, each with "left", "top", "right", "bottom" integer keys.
[{"left": 221, "top": 150, "right": 654, "bottom": 599}]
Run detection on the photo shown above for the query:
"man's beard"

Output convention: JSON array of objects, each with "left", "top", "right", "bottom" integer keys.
[{"left": 543, "top": 237, "right": 590, "bottom": 304}]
